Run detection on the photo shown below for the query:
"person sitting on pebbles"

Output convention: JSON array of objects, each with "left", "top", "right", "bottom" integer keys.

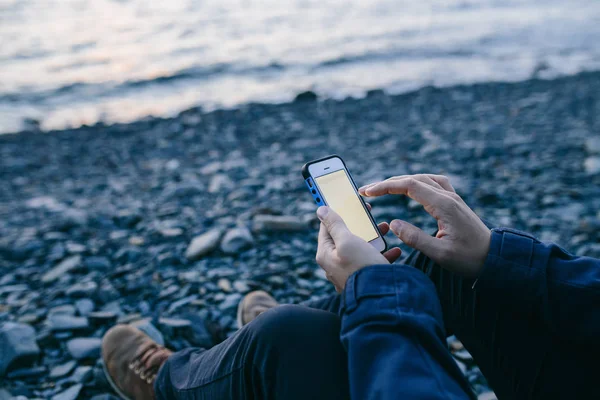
[{"left": 101, "top": 174, "right": 599, "bottom": 399}]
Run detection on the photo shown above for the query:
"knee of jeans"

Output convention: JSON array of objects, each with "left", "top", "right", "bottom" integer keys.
[{"left": 249, "top": 304, "right": 341, "bottom": 349}]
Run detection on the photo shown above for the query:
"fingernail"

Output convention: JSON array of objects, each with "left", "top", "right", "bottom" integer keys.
[
  {"left": 390, "top": 220, "right": 402, "bottom": 234},
  {"left": 317, "top": 206, "right": 329, "bottom": 219}
]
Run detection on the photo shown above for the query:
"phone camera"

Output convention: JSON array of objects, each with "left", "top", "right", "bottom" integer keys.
[
  {"left": 311, "top": 189, "right": 316, "bottom": 194},
  {"left": 316, "top": 197, "right": 321, "bottom": 202}
]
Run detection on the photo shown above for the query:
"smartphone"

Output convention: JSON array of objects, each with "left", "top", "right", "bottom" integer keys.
[{"left": 302, "top": 155, "right": 387, "bottom": 252}]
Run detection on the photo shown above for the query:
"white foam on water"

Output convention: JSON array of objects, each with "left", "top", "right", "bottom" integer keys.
[{"left": 1, "top": 0, "right": 599, "bottom": 132}]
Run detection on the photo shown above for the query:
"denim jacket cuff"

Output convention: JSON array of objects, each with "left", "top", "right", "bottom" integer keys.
[
  {"left": 342, "top": 264, "right": 441, "bottom": 320},
  {"left": 474, "top": 228, "right": 543, "bottom": 297},
  {"left": 342, "top": 265, "right": 396, "bottom": 313}
]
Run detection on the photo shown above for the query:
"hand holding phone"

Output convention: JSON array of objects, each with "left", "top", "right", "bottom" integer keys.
[
  {"left": 302, "top": 155, "right": 402, "bottom": 291},
  {"left": 314, "top": 205, "right": 402, "bottom": 291},
  {"left": 302, "top": 155, "right": 387, "bottom": 252}
]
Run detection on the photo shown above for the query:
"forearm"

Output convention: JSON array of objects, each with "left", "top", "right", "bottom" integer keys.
[
  {"left": 340, "top": 265, "right": 474, "bottom": 400},
  {"left": 475, "top": 228, "right": 600, "bottom": 342}
]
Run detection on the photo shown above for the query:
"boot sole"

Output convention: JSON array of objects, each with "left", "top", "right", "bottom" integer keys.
[{"left": 101, "top": 359, "right": 134, "bottom": 400}]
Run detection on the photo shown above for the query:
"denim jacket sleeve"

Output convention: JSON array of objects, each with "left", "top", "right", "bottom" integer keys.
[
  {"left": 340, "top": 264, "right": 475, "bottom": 400},
  {"left": 475, "top": 227, "right": 600, "bottom": 343}
]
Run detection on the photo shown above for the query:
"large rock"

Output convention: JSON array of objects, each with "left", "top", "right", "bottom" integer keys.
[
  {"left": 294, "top": 90, "right": 318, "bottom": 102},
  {"left": 220, "top": 227, "right": 254, "bottom": 254},
  {"left": 0, "top": 322, "right": 40, "bottom": 376},
  {"left": 252, "top": 215, "right": 307, "bottom": 232},
  {"left": 185, "top": 229, "right": 222, "bottom": 260},
  {"left": 42, "top": 255, "right": 82, "bottom": 283},
  {"left": 66, "top": 338, "right": 102, "bottom": 360}
]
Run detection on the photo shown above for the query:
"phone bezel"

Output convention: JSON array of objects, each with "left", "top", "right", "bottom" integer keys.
[{"left": 302, "top": 155, "right": 387, "bottom": 253}]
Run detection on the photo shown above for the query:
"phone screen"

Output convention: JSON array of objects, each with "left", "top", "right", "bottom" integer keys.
[{"left": 314, "top": 169, "right": 379, "bottom": 242}]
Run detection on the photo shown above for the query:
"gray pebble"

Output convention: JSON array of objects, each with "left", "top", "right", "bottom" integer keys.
[
  {"left": 217, "top": 278, "right": 232, "bottom": 292},
  {"left": 75, "top": 298, "right": 95, "bottom": 316},
  {"left": 584, "top": 157, "right": 600, "bottom": 174},
  {"left": 51, "top": 383, "right": 82, "bottom": 400},
  {"left": 130, "top": 319, "right": 165, "bottom": 346},
  {"left": 208, "top": 174, "right": 234, "bottom": 193},
  {"left": 66, "top": 281, "right": 98, "bottom": 298},
  {"left": 220, "top": 227, "right": 254, "bottom": 254},
  {"left": 219, "top": 293, "right": 242, "bottom": 311},
  {"left": 48, "top": 305, "right": 77, "bottom": 317},
  {"left": 49, "top": 360, "right": 77, "bottom": 379},
  {"left": 185, "top": 229, "right": 222, "bottom": 260},
  {"left": 42, "top": 255, "right": 82, "bottom": 283},
  {"left": 84, "top": 256, "right": 111, "bottom": 270},
  {"left": 252, "top": 215, "right": 307, "bottom": 233},
  {"left": 71, "top": 365, "right": 93, "bottom": 383},
  {"left": 90, "top": 395, "right": 121, "bottom": 400},
  {"left": 88, "top": 311, "right": 118, "bottom": 326},
  {"left": 48, "top": 315, "right": 89, "bottom": 332},
  {"left": 66, "top": 338, "right": 102, "bottom": 360},
  {"left": 233, "top": 280, "right": 250, "bottom": 293}
]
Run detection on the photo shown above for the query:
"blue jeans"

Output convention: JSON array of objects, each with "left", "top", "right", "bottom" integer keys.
[
  {"left": 153, "top": 303, "right": 350, "bottom": 399},
  {"left": 154, "top": 246, "right": 567, "bottom": 400}
]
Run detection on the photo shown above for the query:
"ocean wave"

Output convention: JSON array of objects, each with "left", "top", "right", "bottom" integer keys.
[
  {"left": 0, "top": 62, "right": 289, "bottom": 104},
  {"left": 314, "top": 48, "right": 477, "bottom": 69}
]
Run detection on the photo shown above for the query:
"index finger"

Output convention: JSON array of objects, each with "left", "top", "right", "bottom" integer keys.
[
  {"left": 360, "top": 174, "right": 444, "bottom": 194},
  {"left": 363, "top": 177, "right": 447, "bottom": 209}
]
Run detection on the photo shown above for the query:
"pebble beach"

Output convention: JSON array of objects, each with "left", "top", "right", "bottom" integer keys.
[{"left": 1, "top": 71, "right": 600, "bottom": 399}]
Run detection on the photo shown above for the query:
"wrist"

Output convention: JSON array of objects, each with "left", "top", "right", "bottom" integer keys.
[{"left": 474, "top": 228, "right": 492, "bottom": 276}]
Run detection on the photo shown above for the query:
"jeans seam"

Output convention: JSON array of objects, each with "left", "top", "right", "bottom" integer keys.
[{"left": 170, "top": 365, "right": 245, "bottom": 392}]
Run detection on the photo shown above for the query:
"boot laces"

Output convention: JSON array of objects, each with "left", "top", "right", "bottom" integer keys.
[{"left": 128, "top": 344, "right": 165, "bottom": 384}]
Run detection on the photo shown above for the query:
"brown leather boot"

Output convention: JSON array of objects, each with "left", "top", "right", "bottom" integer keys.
[
  {"left": 236, "top": 290, "right": 279, "bottom": 328},
  {"left": 102, "top": 324, "right": 173, "bottom": 400}
]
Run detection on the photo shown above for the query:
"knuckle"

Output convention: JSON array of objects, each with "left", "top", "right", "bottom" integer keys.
[
  {"left": 403, "top": 229, "right": 420, "bottom": 248},
  {"left": 315, "top": 252, "right": 324, "bottom": 265},
  {"left": 442, "top": 197, "right": 460, "bottom": 212},
  {"left": 406, "top": 178, "right": 418, "bottom": 190}
]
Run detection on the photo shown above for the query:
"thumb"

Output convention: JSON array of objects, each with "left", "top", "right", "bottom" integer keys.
[
  {"left": 390, "top": 220, "right": 443, "bottom": 260},
  {"left": 317, "top": 206, "right": 350, "bottom": 243}
]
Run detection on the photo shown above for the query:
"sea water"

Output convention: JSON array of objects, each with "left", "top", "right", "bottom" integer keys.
[{"left": 1, "top": 0, "right": 599, "bottom": 133}]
